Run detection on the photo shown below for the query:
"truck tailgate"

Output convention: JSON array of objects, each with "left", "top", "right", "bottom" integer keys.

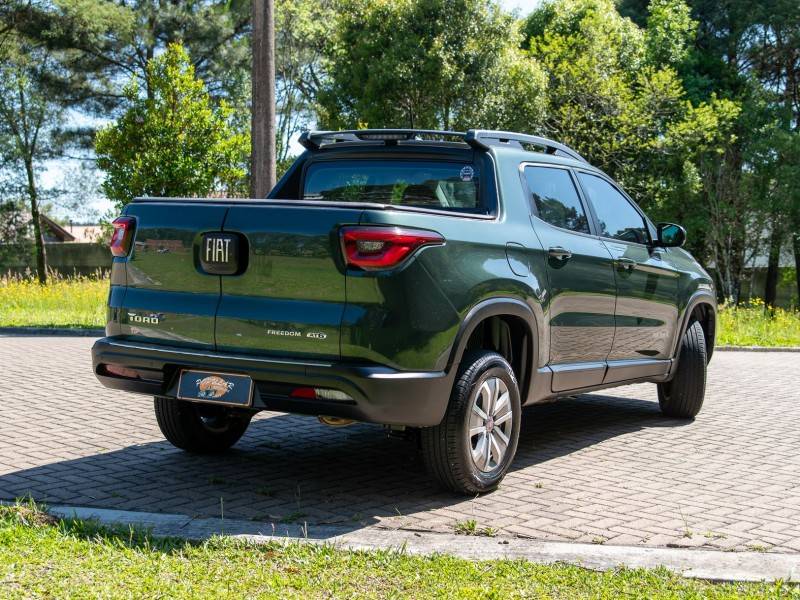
[
  {"left": 214, "top": 205, "right": 363, "bottom": 358},
  {"left": 120, "top": 202, "right": 228, "bottom": 349}
]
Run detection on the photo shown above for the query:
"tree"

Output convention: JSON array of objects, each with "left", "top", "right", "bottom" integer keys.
[
  {"left": 6, "top": 0, "right": 327, "bottom": 180},
  {"left": 317, "top": 0, "right": 547, "bottom": 131},
  {"left": 95, "top": 43, "right": 249, "bottom": 209},
  {"left": 251, "top": 0, "right": 277, "bottom": 197},
  {"left": 746, "top": 1, "right": 800, "bottom": 305},
  {"left": 662, "top": 0, "right": 800, "bottom": 305},
  {"left": 523, "top": 0, "right": 746, "bottom": 299},
  {"left": 8, "top": 0, "right": 249, "bottom": 106},
  {"left": 0, "top": 37, "right": 68, "bottom": 283},
  {"left": 274, "top": 0, "right": 335, "bottom": 159}
]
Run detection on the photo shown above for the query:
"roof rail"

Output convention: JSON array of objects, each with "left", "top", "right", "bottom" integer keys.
[
  {"left": 298, "top": 128, "right": 587, "bottom": 163},
  {"left": 465, "top": 130, "right": 587, "bottom": 163},
  {"left": 298, "top": 129, "right": 468, "bottom": 150}
]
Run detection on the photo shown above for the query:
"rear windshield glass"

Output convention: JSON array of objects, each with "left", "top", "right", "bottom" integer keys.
[{"left": 303, "top": 160, "right": 481, "bottom": 211}]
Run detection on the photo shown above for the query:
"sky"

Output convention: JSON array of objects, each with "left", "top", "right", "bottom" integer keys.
[{"left": 45, "top": 0, "right": 545, "bottom": 221}]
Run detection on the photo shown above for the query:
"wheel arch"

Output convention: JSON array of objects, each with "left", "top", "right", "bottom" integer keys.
[
  {"left": 671, "top": 291, "right": 717, "bottom": 365},
  {"left": 445, "top": 297, "right": 539, "bottom": 403}
]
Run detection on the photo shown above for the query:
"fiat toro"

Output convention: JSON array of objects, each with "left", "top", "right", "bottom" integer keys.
[{"left": 92, "top": 129, "right": 716, "bottom": 494}]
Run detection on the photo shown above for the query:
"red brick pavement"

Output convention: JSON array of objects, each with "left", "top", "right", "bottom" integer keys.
[{"left": 1, "top": 336, "right": 798, "bottom": 552}]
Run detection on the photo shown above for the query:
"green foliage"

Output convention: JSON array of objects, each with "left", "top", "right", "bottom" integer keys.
[
  {"left": 718, "top": 299, "right": 800, "bottom": 347},
  {"left": 522, "top": 0, "right": 745, "bottom": 268},
  {"left": 3, "top": 0, "right": 800, "bottom": 303},
  {"left": 644, "top": 0, "right": 696, "bottom": 67},
  {"left": 318, "top": 0, "right": 547, "bottom": 131},
  {"left": 95, "top": 44, "right": 249, "bottom": 208},
  {"left": 0, "top": 272, "right": 107, "bottom": 329},
  {"left": 0, "top": 503, "right": 795, "bottom": 598},
  {"left": 275, "top": 0, "right": 335, "bottom": 160},
  {"left": 0, "top": 34, "right": 73, "bottom": 283},
  {"left": 8, "top": 0, "right": 248, "bottom": 115}
]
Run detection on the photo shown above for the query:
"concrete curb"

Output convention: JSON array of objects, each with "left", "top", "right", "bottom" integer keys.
[
  {"left": 0, "top": 327, "right": 104, "bottom": 337},
  {"left": 45, "top": 505, "right": 799, "bottom": 584},
  {"left": 716, "top": 345, "right": 800, "bottom": 352}
]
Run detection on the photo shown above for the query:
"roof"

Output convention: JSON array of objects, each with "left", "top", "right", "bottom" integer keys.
[
  {"left": 40, "top": 214, "right": 75, "bottom": 242},
  {"left": 14, "top": 212, "right": 104, "bottom": 243},
  {"left": 15, "top": 212, "right": 76, "bottom": 242}
]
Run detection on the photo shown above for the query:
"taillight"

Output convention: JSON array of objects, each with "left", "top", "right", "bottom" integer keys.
[
  {"left": 109, "top": 216, "right": 136, "bottom": 257},
  {"left": 340, "top": 226, "right": 444, "bottom": 270}
]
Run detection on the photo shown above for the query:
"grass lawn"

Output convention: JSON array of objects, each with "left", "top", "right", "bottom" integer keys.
[
  {"left": 0, "top": 273, "right": 107, "bottom": 329},
  {"left": 1, "top": 274, "right": 799, "bottom": 347},
  {"left": 717, "top": 299, "right": 800, "bottom": 347},
  {"left": 0, "top": 504, "right": 796, "bottom": 599}
]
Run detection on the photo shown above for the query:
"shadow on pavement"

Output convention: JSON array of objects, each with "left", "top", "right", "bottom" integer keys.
[{"left": 0, "top": 393, "right": 689, "bottom": 536}]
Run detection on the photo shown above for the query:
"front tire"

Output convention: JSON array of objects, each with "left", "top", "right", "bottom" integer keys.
[
  {"left": 154, "top": 397, "right": 253, "bottom": 453},
  {"left": 421, "top": 351, "right": 521, "bottom": 494},
  {"left": 657, "top": 321, "right": 707, "bottom": 418}
]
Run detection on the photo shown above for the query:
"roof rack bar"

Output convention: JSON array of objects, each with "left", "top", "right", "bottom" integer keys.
[
  {"left": 465, "top": 130, "right": 587, "bottom": 163},
  {"left": 299, "top": 129, "right": 468, "bottom": 151},
  {"left": 299, "top": 128, "right": 588, "bottom": 163}
]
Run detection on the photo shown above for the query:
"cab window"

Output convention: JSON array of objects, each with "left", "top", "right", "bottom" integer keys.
[{"left": 577, "top": 173, "right": 649, "bottom": 244}]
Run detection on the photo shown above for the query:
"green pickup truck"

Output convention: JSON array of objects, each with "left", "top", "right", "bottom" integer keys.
[{"left": 92, "top": 129, "right": 716, "bottom": 494}]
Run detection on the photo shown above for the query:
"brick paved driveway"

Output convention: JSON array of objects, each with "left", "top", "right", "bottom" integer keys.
[{"left": 1, "top": 336, "right": 799, "bottom": 552}]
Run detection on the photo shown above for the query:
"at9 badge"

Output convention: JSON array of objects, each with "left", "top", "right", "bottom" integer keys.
[{"left": 459, "top": 165, "right": 474, "bottom": 181}]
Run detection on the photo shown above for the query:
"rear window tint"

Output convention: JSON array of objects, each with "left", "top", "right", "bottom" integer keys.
[{"left": 303, "top": 160, "right": 481, "bottom": 211}]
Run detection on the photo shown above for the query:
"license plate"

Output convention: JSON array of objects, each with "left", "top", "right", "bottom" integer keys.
[{"left": 177, "top": 370, "right": 253, "bottom": 406}]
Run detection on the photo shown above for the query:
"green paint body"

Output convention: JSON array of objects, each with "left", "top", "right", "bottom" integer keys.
[{"left": 106, "top": 141, "right": 715, "bottom": 394}]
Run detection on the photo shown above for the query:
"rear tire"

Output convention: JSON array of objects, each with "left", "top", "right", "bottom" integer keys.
[
  {"left": 154, "top": 397, "right": 253, "bottom": 453},
  {"left": 421, "top": 351, "right": 521, "bottom": 494},
  {"left": 657, "top": 321, "right": 707, "bottom": 419}
]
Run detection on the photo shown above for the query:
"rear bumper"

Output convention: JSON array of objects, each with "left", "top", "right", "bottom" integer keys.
[{"left": 91, "top": 337, "right": 452, "bottom": 427}]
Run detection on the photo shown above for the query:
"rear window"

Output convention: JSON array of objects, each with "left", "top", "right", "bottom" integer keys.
[{"left": 303, "top": 160, "right": 482, "bottom": 211}]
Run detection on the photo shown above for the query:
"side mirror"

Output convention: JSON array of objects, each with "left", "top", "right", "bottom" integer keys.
[{"left": 656, "top": 223, "right": 686, "bottom": 248}]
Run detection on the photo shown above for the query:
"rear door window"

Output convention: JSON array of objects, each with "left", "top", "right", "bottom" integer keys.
[
  {"left": 303, "top": 160, "right": 483, "bottom": 212},
  {"left": 524, "top": 165, "right": 590, "bottom": 233}
]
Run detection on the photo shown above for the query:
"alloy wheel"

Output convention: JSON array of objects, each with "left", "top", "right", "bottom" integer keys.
[{"left": 468, "top": 376, "right": 513, "bottom": 472}]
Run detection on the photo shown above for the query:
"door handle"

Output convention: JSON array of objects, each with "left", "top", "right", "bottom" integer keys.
[
  {"left": 548, "top": 246, "right": 572, "bottom": 260},
  {"left": 615, "top": 257, "right": 636, "bottom": 272}
]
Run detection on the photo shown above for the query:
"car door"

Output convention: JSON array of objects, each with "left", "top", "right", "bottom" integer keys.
[
  {"left": 575, "top": 171, "right": 679, "bottom": 383},
  {"left": 522, "top": 164, "right": 616, "bottom": 392}
]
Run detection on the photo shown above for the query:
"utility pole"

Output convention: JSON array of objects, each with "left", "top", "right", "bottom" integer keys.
[{"left": 251, "top": 0, "right": 276, "bottom": 198}]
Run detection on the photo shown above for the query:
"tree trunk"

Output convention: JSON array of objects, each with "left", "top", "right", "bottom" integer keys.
[
  {"left": 794, "top": 226, "right": 800, "bottom": 309},
  {"left": 251, "top": 0, "right": 277, "bottom": 198},
  {"left": 24, "top": 156, "right": 47, "bottom": 284},
  {"left": 764, "top": 223, "right": 782, "bottom": 307},
  {"left": 145, "top": 16, "right": 156, "bottom": 100}
]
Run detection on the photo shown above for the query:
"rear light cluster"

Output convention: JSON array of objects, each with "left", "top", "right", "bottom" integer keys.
[
  {"left": 340, "top": 226, "right": 444, "bottom": 270},
  {"left": 290, "top": 387, "right": 353, "bottom": 402},
  {"left": 109, "top": 216, "right": 136, "bottom": 257}
]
